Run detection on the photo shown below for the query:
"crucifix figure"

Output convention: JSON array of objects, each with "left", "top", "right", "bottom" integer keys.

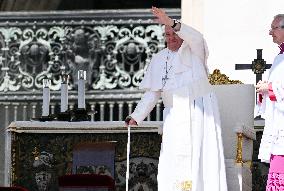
[
  {"left": 162, "top": 75, "right": 169, "bottom": 88},
  {"left": 235, "top": 49, "right": 272, "bottom": 84},
  {"left": 161, "top": 50, "right": 172, "bottom": 88}
]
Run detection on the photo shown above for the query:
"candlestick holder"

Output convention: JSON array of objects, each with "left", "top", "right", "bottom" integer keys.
[
  {"left": 71, "top": 108, "right": 91, "bottom": 121},
  {"left": 37, "top": 115, "right": 55, "bottom": 122},
  {"left": 32, "top": 113, "right": 55, "bottom": 122},
  {"left": 57, "top": 110, "right": 72, "bottom": 121}
]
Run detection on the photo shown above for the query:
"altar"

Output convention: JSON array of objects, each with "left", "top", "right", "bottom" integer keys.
[
  {"left": 5, "top": 121, "right": 162, "bottom": 191},
  {"left": 4, "top": 85, "right": 256, "bottom": 191}
]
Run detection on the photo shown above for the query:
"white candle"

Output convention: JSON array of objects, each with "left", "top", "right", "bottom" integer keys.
[
  {"left": 60, "top": 75, "right": 68, "bottom": 112},
  {"left": 77, "top": 70, "right": 86, "bottom": 109},
  {"left": 61, "top": 84, "right": 68, "bottom": 112},
  {"left": 42, "top": 79, "right": 50, "bottom": 117}
]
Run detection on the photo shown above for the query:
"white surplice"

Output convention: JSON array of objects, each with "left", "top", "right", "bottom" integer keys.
[
  {"left": 130, "top": 23, "right": 227, "bottom": 191},
  {"left": 258, "top": 53, "right": 284, "bottom": 163}
]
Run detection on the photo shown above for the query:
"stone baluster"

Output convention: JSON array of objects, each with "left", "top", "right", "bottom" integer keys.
[
  {"left": 118, "top": 101, "right": 124, "bottom": 121},
  {"left": 127, "top": 101, "right": 133, "bottom": 115},
  {"left": 22, "top": 103, "right": 28, "bottom": 121},
  {"left": 108, "top": 102, "right": 114, "bottom": 121},
  {"left": 50, "top": 103, "right": 56, "bottom": 115},
  {"left": 156, "top": 102, "right": 161, "bottom": 121},
  {"left": 4, "top": 103, "right": 9, "bottom": 128},
  {"left": 99, "top": 101, "right": 105, "bottom": 121},
  {"left": 90, "top": 102, "right": 96, "bottom": 121},
  {"left": 12, "top": 103, "right": 19, "bottom": 121},
  {"left": 69, "top": 102, "right": 75, "bottom": 111},
  {"left": 147, "top": 114, "right": 151, "bottom": 121},
  {"left": 31, "top": 103, "right": 37, "bottom": 118}
]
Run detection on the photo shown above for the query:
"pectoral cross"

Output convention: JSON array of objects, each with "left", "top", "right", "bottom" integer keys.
[
  {"left": 162, "top": 74, "right": 169, "bottom": 88},
  {"left": 162, "top": 50, "right": 172, "bottom": 88}
]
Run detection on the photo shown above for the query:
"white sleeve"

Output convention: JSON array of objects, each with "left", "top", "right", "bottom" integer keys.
[
  {"left": 139, "top": 54, "right": 163, "bottom": 91},
  {"left": 176, "top": 23, "right": 209, "bottom": 67},
  {"left": 272, "top": 82, "right": 284, "bottom": 112},
  {"left": 130, "top": 91, "right": 161, "bottom": 124}
]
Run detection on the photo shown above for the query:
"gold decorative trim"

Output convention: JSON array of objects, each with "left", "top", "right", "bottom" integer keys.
[
  {"left": 209, "top": 69, "right": 243, "bottom": 85},
  {"left": 235, "top": 133, "right": 253, "bottom": 169},
  {"left": 32, "top": 147, "right": 40, "bottom": 160},
  {"left": 236, "top": 132, "right": 243, "bottom": 164},
  {"left": 175, "top": 180, "right": 192, "bottom": 191}
]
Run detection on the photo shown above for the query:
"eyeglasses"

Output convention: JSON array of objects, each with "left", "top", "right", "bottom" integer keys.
[{"left": 269, "top": 26, "right": 283, "bottom": 31}]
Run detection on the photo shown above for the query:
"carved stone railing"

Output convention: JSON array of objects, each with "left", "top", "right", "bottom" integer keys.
[
  {"left": 0, "top": 90, "right": 163, "bottom": 125},
  {"left": 0, "top": 11, "right": 181, "bottom": 184},
  {"left": 0, "top": 9, "right": 179, "bottom": 92},
  {"left": 0, "top": 9, "right": 179, "bottom": 129}
]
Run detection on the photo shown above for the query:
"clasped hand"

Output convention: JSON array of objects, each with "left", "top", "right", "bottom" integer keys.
[{"left": 255, "top": 80, "right": 269, "bottom": 93}]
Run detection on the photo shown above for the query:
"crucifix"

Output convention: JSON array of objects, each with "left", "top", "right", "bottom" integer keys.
[
  {"left": 235, "top": 49, "right": 272, "bottom": 119},
  {"left": 162, "top": 75, "right": 170, "bottom": 88},
  {"left": 235, "top": 49, "right": 272, "bottom": 84}
]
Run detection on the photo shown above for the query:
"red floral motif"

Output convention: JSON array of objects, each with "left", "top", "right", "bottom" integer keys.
[{"left": 266, "top": 172, "right": 284, "bottom": 191}]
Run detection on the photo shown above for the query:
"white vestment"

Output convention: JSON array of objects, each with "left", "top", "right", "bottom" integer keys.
[
  {"left": 258, "top": 53, "right": 284, "bottom": 163},
  {"left": 131, "top": 23, "right": 227, "bottom": 191}
]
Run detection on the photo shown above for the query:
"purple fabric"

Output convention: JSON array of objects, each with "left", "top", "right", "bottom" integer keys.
[
  {"left": 72, "top": 143, "right": 115, "bottom": 177},
  {"left": 279, "top": 42, "right": 284, "bottom": 54},
  {"left": 269, "top": 155, "right": 284, "bottom": 173},
  {"left": 266, "top": 155, "right": 284, "bottom": 191},
  {"left": 72, "top": 149, "right": 115, "bottom": 176},
  {"left": 58, "top": 174, "right": 115, "bottom": 191}
]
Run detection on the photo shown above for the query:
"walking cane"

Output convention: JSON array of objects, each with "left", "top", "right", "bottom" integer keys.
[{"left": 126, "top": 124, "right": 131, "bottom": 191}]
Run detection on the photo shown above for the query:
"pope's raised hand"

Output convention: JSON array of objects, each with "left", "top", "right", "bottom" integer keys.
[{"left": 151, "top": 6, "right": 174, "bottom": 27}]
